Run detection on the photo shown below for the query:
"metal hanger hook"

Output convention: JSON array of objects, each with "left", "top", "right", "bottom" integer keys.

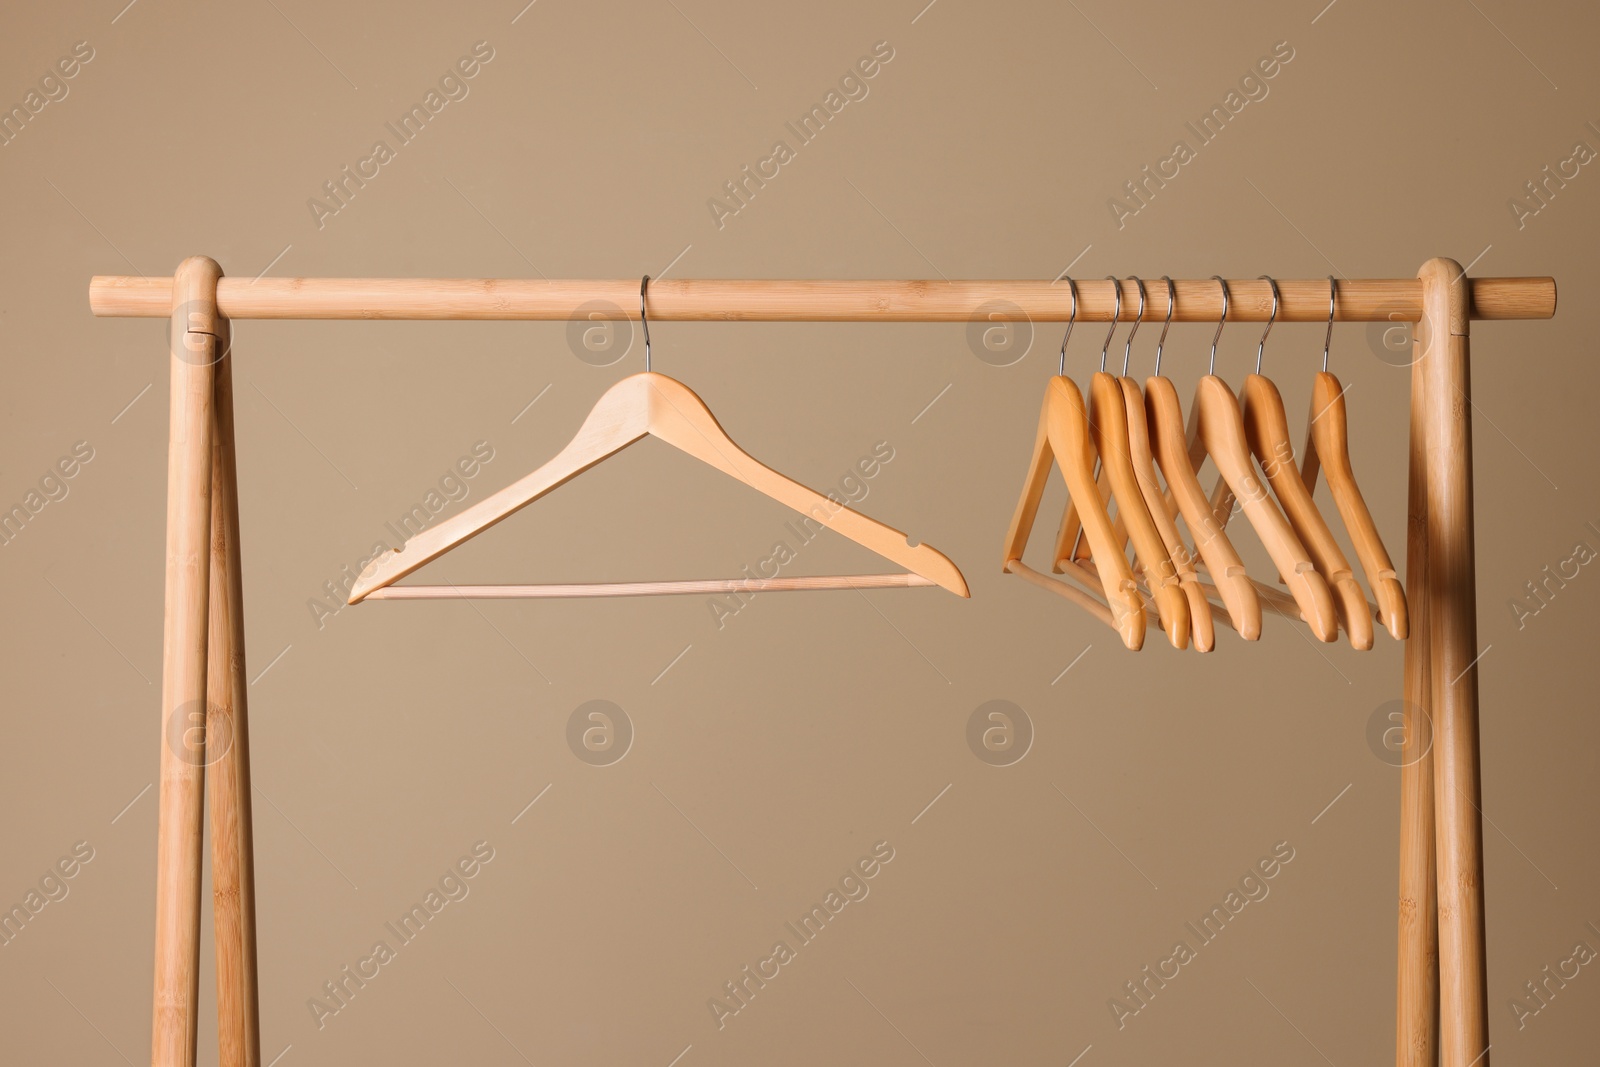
[
  {"left": 1100, "top": 276, "right": 1122, "bottom": 373},
  {"left": 1323, "top": 275, "right": 1336, "bottom": 373},
  {"left": 640, "top": 275, "right": 652, "bottom": 372},
  {"left": 1209, "top": 275, "right": 1229, "bottom": 376},
  {"left": 1153, "top": 276, "right": 1175, "bottom": 377},
  {"left": 1058, "top": 276, "right": 1079, "bottom": 377},
  {"left": 1255, "top": 275, "right": 1279, "bottom": 376},
  {"left": 1122, "top": 276, "right": 1147, "bottom": 376}
]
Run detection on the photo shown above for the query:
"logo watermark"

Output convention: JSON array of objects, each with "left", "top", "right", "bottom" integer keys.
[
  {"left": 566, "top": 300, "right": 635, "bottom": 366},
  {"left": 308, "top": 440, "right": 496, "bottom": 629},
  {"left": 0, "top": 40, "right": 95, "bottom": 151},
  {"left": 1107, "top": 41, "right": 1296, "bottom": 229},
  {"left": 1107, "top": 841, "right": 1296, "bottom": 1030},
  {"left": 967, "top": 700, "right": 1033, "bottom": 767},
  {"left": 1508, "top": 521, "right": 1600, "bottom": 630},
  {"left": 966, "top": 300, "right": 1033, "bottom": 367},
  {"left": 706, "top": 42, "right": 896, "bottom": 230},
  {"left": 165, "top": 700, "right": 234, "bottom": 768},
  {"left": 567, "top": 700, "right": 633, "bottom": 766},
  {"left": 0, "top": 440, "right": 95, "bottom": 549},
  {"left": 706, "top": 841, "right": 896, "bottom": 1030},
  {"left": 307, "top": 841, "right": 496, "bottom": 1029},
  {"left": 1366, "top": 299, "right": 1437, "bottom": 368},
  {"left": 307, "top": 42, "right": 496, "bottom": 230},
  {"left": 1365, "top": 698, "right": 1431, "bottom": 768},
  {"left": 0, "top": 841, "right": 95, "bottom": 949}
]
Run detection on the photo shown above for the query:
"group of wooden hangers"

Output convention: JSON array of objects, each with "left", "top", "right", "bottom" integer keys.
[
  {"left": 345, "top": 272, "right": 1405, "bottom": 647},
  {"left": 348, "top": 276, "right": 971, "bottom": 604},
  {"left": 1003, "top": 275, "right": 1407, "bottom": 652}
]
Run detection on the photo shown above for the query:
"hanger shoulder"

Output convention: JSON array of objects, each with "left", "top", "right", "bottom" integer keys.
[
  {"left": 999, "top": 378, "right": 1143, "bottom": 647},
  {"left": 1304, "top": 372, "right": 1408, "bottom": 639},
  {"left": 1002, "top": 391, "right": 1057, "bottom": 567},
  {"left": 349, "top": 374, "right": 655, "bottom": 602},
  {"left": 1043, "top": 377, "right": 1146, "bottom": 648},
  {"left": 1240, "top": 374, "right": 1373, "bottom": 649},
  {"left": 1054, "top": 463, "right": 1117, "bottom": 568},
  {"left": 1119, "top": 377, "right": 1214, "bottom": 652},
  {"left": 1194, "top": 376, "right": 1338, "bottom": 641},
  {"left": 1146, "top": 376, "right": 1261, "bottom": 641},
  {"left": 1052, "top": 390, "right": 1118, "bottom": 572},
  {"left": 1087, "top": 372, "right": 1189, "bottom": 649},
  {"left": 640, "top": 373, "right": 969, "bottom": 597}
]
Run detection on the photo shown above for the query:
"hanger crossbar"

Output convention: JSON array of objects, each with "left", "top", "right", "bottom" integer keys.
[
  {"left": 89, "top": 275, "right": 1555, "bottom": 322},
  {"left": 364, "top": 573, "right": 935, "bottom": 599}
]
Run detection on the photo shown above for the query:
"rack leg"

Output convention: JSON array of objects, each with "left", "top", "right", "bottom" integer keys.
[
  {"left": 153, "top": 257, "right": 223, "bottom": 1067},
  {"left": 1397, "top": 319, "right": 1439, "bottom": 1065},
  {"left": 1419, "top": 257, "right": 1490, "bottom": 1067},
  {"left": 206, "top": 314, "right": 262, "bottom": 1067}
]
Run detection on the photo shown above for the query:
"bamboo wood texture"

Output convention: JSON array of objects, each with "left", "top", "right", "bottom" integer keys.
[
  {"left": 1302, "top": 371, "right": 1409, "bottom": 640},
  {"left": 366, "top": 574, "right": 934, "bottom": 598},
  {"left": 1419, "top": 259, "right": 1491, "bottom": 1067},
  {"left": 1117, "top": 377, "right": 1215, "bottom": 651},
  {"left": 349, "top": 371, "right": 968, "bottom": 602},
  {"left": 1000, "top": 376, "right": 1144, "bottom": 649},
  {"left": 1239, "top": 374, "right": 1374, "bottom": 650},
  {"left": 153, "top": 257, "right": 221, "bottom": 1067},
  {"left": 1145, "top": 376, "right": 1261, "bottom": 639},
  {"left": 205, "top": 324, "right": 261, "bottom": 1067},
  {"left": 1084, "top": 373, "right": 1189, "bottom": 647},
  {"left": 89, "top": 276, "right": 1557, "bottom": 321},
  {"left": 1397, "top": 326, "right": 1440, "bottom": 1067},
  {"left": 1190, "top": 376, "right": 1338, "bottom": 641}
]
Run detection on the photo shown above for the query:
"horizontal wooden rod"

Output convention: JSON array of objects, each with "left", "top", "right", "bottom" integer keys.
[
  {"left": 89, "top": 275, "right": 1555, "bottom": 323},
  {"left": 364, "top": 573, "right": 935, "bottom": 599}
]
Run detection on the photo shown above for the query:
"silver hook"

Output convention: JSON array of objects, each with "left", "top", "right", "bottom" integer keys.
[
  {"left": 1255, "top": 275, "right": 1279, "bottom": 375},
  {"left": 1208, "top": 275, "right": 1229, "bottom": 376},
  {"left": 1099, "top": 276, "right": 1122, "bottom": 373},
  {"left": 1058, "top": 276, "right": 1079, "bottom": 377},
  {"left": 640, "top": 275, "right": 652, "bottom": 372},
  {"left": 1122, "top": 276, "right": 1146, "bottom": 376},
  {"left": 1322, "top": 275, "right": 1336, "bottom": 373},
  {"left": 1153, "top": 276, "right": 1175, "bottom": 377}
]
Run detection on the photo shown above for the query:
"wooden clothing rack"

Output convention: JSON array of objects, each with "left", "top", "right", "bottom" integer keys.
[{"left": 89, "top": 258, "right": 1556, "bottom": 1067}]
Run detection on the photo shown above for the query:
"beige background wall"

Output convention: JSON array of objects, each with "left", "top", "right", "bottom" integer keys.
[{"left": 2, "top": 0, "right": 1596, "bottom": 1064}]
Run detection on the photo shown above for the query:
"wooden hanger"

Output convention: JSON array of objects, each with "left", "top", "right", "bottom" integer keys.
[
  {"left": 1300, "top": 278, "right": 1408, "bottom": 640},
  {"left": 1003, "top": 378, "right": 1148, "bottom": 649},
  {"left": 1002, "top": 281, "right": 1146, "bottom": 649},
  {"left": 1056, "top": 280, "right": 1190, "bottom": 648},
  {"left": 1228, "top": 279, "right": 1372, "bottom": 649},
  {"left": 1087, "top": 374, "right": 1191, "bottom": 648},
  {"left": 1239, "top": 373, "right": 1372, "bottom": 648},
  {"left": 350, "top": 279, "right": 968, "bottom": 603},
  {"left": 1099, "top": 279, "right": 1214, "bottom": 649},
  {"left": 1119, "top": 376, "right": 1214, "bottom": 650},
  {"left": 1189, "top": 278, "right": 1339, "bottom": 642},
  {"left": 1137, "top": 277, "right": 1258, "bottom": 641}
]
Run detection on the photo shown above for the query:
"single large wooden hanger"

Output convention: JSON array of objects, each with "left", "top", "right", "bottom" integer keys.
[
  {"left": 1002, "top": 280, "right": 1147, "bottom": 649},
  {"left": 349, "top": 277, "right": 969, "bottom": 603},
  {"left": 1186, "top": 278, "right": 1339, "bottom": 642},
  {"left": 1299, "top": 277, "right": 1408, "bottom": 640},
  {"left": 1221, "top": 278, "right": 1372, "bottom": 649}
]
